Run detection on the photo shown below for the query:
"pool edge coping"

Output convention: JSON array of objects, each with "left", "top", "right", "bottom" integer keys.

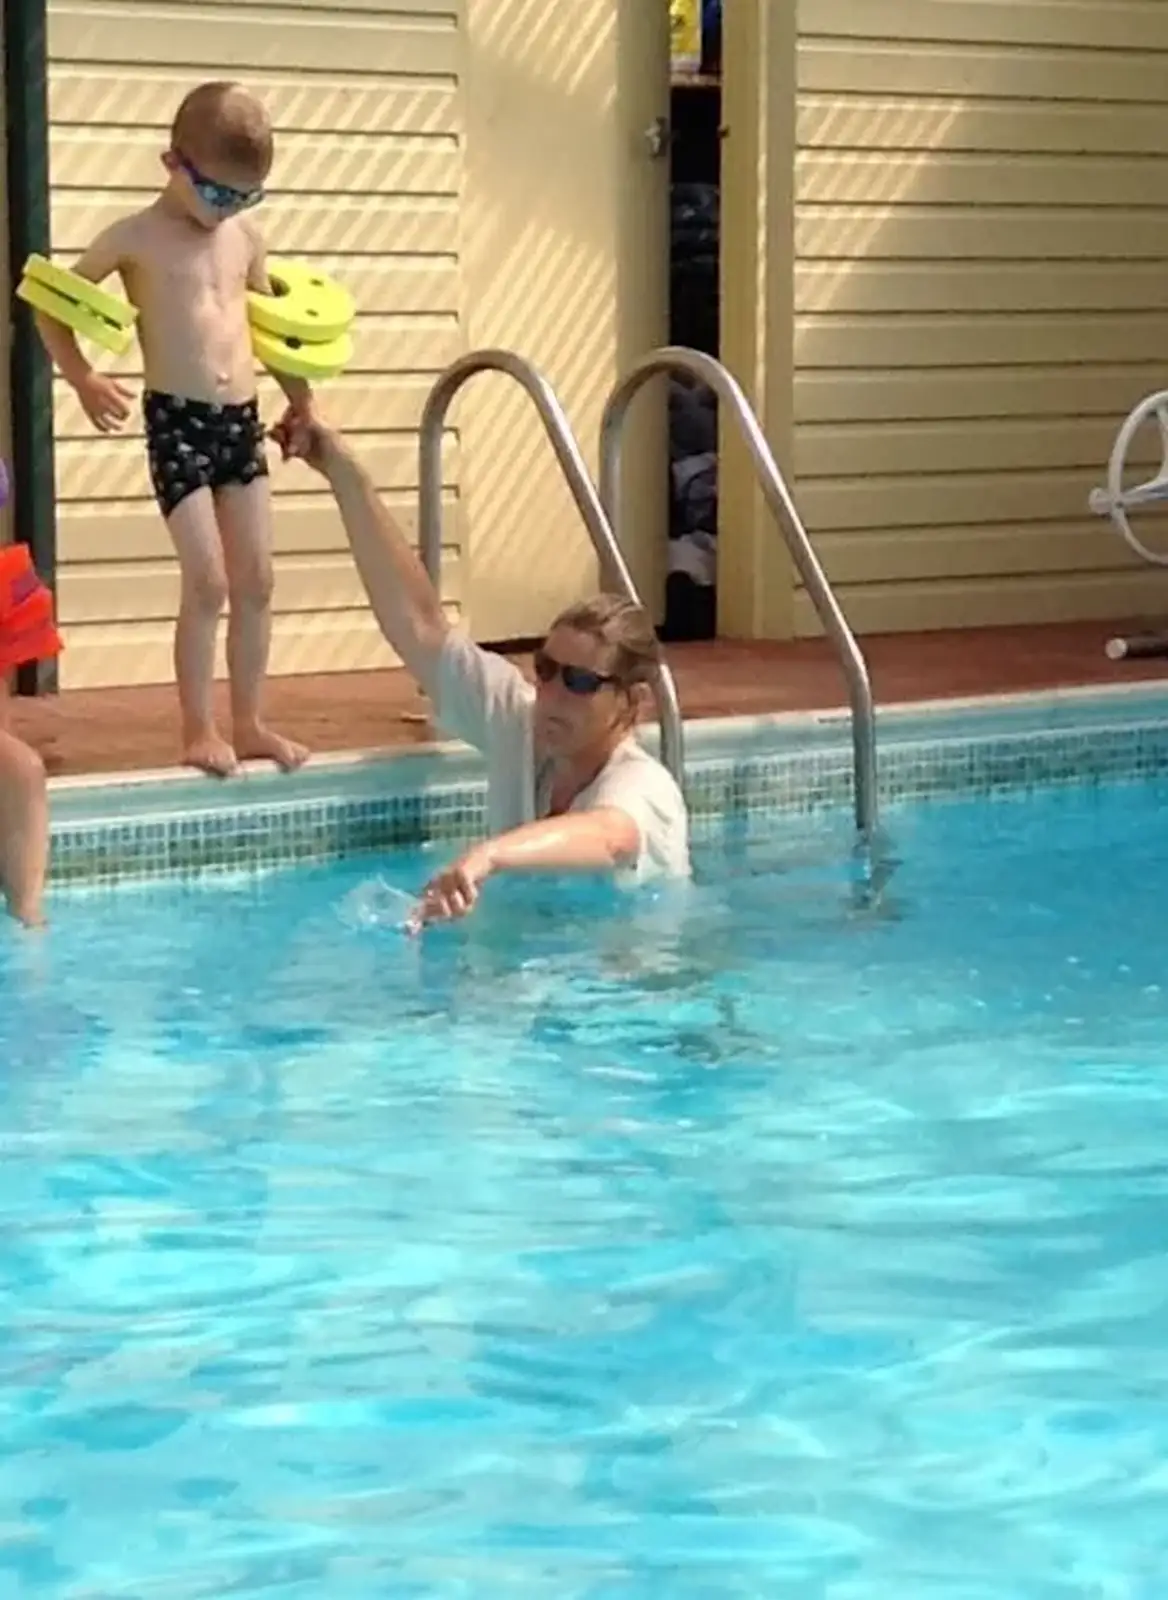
[
  {"left": 47, "top": 675, "right": 1168, "bottom": 809},
  {"left": 42, "top": 674, "right": 1168, "bottom": 888}
]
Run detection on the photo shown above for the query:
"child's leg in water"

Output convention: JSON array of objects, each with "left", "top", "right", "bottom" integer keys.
[
  {"left": 0, "top": 690, "right": 48, "bottom": 927},
  {"left": 216, "top": 477, "right": 308, "bottom": 771}
]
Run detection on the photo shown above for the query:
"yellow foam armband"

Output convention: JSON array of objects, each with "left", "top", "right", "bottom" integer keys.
[
  {"left": 248, "top": 259, "right": 355, "bottom": 381},
  {"left": 250, "top": 325, "right": 354, "bottom": 382},
  {"left": 16, "top": 254, "right": 137, "bottom": 356}
]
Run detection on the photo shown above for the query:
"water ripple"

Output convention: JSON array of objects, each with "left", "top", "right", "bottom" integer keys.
[{"left": 4, "top": 787, "right": 1168, "bottom": 1593}]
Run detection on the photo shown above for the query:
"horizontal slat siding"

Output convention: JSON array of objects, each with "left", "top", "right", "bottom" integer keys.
[
  {"left": 794, "top": 0, "right": 1168, "bottom": 634},
  {"left": 46, "top": 0, "right": 462, "bottom": 689},
  {"left": 60, "top": 604, "right": 461, "bottom": 687},
  {"left": 53, "top": 434, "right": 460, "bottom": 505},
  {"left": 54, "top": 197, "right": 460, "bottom": 262},
  {"left": 59, "top": 549, "right": 464, "bottom": 622},
  {"left": 58, "top": 493, "right": 463, "bottom": 564},
  {"left": 48, "top": 4, "right": 458, "bottom": 76},
  {"left": 53, "top": 131, "right": 459, "bottom": 198},
  {"left": 49, "top": 71, "right": 459, "bottom": 136}
]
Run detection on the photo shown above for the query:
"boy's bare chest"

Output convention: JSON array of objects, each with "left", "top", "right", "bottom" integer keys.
[{"left": 130, "top": 230, "right": 251, "bottom": 308}]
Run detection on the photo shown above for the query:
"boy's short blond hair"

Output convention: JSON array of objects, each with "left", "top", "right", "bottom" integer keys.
[{"left": 171, "top": 81, "right": 273, "bottom": 178}]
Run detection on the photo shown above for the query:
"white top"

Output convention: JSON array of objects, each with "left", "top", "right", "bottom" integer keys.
[{"left": 433, "top": 632, "right": 691, "bottom": 883}]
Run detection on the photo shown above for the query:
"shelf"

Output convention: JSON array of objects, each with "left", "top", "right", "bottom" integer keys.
[{"left": 671, "top": 72, "right": 721, "bottom": 89}]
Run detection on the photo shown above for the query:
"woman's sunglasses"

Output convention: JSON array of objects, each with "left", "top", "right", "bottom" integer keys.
[
  {"left": 173, "top": 152, "right": 264, "bottom": 213},
  {"left": 532, "top": 649, "right": 618, "bottom": 697}
]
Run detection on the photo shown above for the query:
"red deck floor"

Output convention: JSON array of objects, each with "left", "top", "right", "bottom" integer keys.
[{"left": 10, "top": 619, "right": 1166, "bottom": 780}]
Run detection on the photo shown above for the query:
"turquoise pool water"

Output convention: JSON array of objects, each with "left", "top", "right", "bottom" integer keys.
[{"left": 3, "top": 777, "right": 1168, "bottom": 1596}]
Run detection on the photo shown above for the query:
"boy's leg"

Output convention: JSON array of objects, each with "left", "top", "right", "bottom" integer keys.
[
  {"left": 166, "top": 488, "right": 237, "bottom": 776},
  {"left": 0, "top": 693, "right": 48, "bottom": 927},
  {"left": 216, "top": 477, "right": 308, "bottom": 770}
]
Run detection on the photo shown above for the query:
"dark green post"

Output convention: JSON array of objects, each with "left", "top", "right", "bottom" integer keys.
[{"left": 6, "top": 0, "right": 58, "bottom": 695}]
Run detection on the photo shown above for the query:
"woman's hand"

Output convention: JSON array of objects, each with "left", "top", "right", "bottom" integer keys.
[
  {"left": 409, "top": 844, "right": 496, "bottom": 931},
  {"left": 271, "top": 409, "right": 344, "bottom": 477}
]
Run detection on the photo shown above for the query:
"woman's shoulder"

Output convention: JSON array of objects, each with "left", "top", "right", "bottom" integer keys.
[
  {"left": 434, "top": 631, "right": 534, "bottom": 742},
  {"left": 593, "top": 739, "right": 690, "bottom": 880},
  {"left": 595, "top": 737, "right": 687, "bottom": 814}
]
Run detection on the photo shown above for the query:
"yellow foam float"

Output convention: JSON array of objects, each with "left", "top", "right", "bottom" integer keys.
[
  {"left": 248, "top": 259, "right": 355, "bottom": 381},
  {"left": 16, "top": 254, "right": 138, "bottom": 355},
  {"left": 17, "top": 253, "right": 355, "bottom": 381}
]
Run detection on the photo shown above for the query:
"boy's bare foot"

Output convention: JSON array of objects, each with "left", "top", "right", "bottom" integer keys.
[
  {"left": 234, "top": 724, "right": 310, "bottom": 772},
  {"left": 183, "top": 731, "right": 240, "bottom": 778}
]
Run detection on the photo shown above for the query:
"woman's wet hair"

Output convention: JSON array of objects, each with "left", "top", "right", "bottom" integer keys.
[{"left": 551, "top": 594, "right": 661, "bottom": 687}]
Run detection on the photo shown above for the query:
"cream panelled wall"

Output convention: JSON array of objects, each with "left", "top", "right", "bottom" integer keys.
[
  {"left": 46, "top": 0, "right": 463, "bottom": 689},
  {"left": 456, "top": 0, "right": 669, "bottom": 642},
  {"left": 792, "top": 0, "right": 1168, "bottom": 634}
]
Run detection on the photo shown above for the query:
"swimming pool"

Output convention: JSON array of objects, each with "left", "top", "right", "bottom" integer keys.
[{"left": 4, "top": 697, "right": 1168, "bottom": 1594}]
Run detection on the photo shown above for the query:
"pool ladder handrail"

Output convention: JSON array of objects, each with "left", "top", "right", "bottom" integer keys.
[
  {"left": 418, "top": 348, "right": 686, "bottom": 780},
  {"left": 600, "top": 346, "right": 878, "bottom": 838}
]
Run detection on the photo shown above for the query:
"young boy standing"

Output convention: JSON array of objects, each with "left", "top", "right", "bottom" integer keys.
[{"left": 36, "top": 80, "right": 310, "bottom": 776}]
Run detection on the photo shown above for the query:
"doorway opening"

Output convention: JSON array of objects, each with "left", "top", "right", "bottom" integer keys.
[{"left": 664, "top": 1, "right": 721, "bottom": 642}]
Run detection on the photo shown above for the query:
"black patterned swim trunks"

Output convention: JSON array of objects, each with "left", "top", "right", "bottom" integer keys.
[{"left": 143, "top": 390, "right": 269, "bottom": 518}]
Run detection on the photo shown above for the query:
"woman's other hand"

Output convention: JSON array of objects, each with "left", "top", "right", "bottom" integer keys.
[{"left": 408, "top": 844, "right": 496, "bottom": 931}]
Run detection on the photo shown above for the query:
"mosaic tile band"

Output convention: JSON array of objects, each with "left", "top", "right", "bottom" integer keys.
[{"left": 45, "top": 690, "right": 1168, "bottom": 888}]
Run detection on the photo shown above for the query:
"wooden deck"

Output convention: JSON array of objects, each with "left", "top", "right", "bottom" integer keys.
[{"left": 10, "top": 619, "right": 1168, "bottom": 780}]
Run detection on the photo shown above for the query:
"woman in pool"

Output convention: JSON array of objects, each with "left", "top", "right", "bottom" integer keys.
[
  {"left": 0, "top": 462, "right": 59, "bottom": 927},
  {"left": 275, "top": 414, "right": 690, "bottom": 926}
]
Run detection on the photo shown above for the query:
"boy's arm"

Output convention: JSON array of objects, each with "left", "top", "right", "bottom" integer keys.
[
  {"left": 32, "top": 222, "right": 129, "bottom": 388},
  {"left": 245, "top": 226, "right": 314, "bottom": 418}
]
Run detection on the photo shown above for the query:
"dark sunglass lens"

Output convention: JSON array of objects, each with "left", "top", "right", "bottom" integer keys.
[
  {"left": 533, "top": 651, "right": 608, "bottom": 694},
  {"left": 562, "top": 666, "right": 605, "bottom": 695}
]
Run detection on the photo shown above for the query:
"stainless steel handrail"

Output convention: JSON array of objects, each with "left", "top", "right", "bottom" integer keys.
[
  {"left": 418, "top": 348, "right": 686, "bottom": 781},
  {"left": 599, "top": 346, "right": 878, "bottom": 837}
]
